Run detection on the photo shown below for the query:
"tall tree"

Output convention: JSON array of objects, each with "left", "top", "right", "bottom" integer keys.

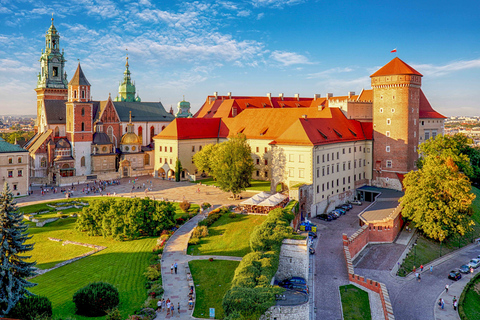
[
  {"left": 400, "top": 155, "right": 475, "bottom": 241},
  {"left": 210, "top": 134, "right": 255, "bottom": 197},
  {"left": 0, "top": 183, "right": 36, "bottom": 315},
  {"left": 175, "top": 159, "right": 182, "bottom": 182},
  {"left": 193, "top": 143, "right": 219, "bottom": 176}
]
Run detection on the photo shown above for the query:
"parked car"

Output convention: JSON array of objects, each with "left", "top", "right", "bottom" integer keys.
[
  {"left": 308, "top": 231, "right": 317, "bottom": 239},
  {"left": 328, "top": 213, "right": 337, "bottom": 220},
  {"left": 329, "top": 211, "right": 340, "bottom": 218},
  {"left": 468, "top": 258, "right": 480, "bottom": 269},
  {"left": 318, "top": 213, "right": 332, "bottom": 221},
  {"left": 351, "top": 200, "right": 362, "bottom": 205},
  {"left": 309, "top": 246, "right": 315, "bottom": 255},
  {"left": 344, "top": 203, "right": 353, "bottom": 210},
  {"left": 448, "top": 270, "right": 462, "bottom": 281},
  {"left": 459, "top": 265, "right": 470, "bottom": 274},
  {"left": 283, "top": 283, "right": 309, "bottom": 294},
  {"left": 279, "top": 277, "right": 306, "bottom": 286},
  {"left": 334, "top": 208, "right": 346, "bottom": 215},
  {"left": 340, "top": 205, "right": 350, "bottom": 211}
]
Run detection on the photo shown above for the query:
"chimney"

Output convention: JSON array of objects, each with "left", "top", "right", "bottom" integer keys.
[
  {"left": 279, "top": 93, "right": 284, "bottom": 101},
  {"left": 228, "top": 92, "right": 232, "bottom": 99},
  {"left": 348, "top": 91, "right": 355, "bottom": 98},
  {"left": 213, "top": 92, "right": 218, "bottom": 100},
  {"left": 326, "top": 93, "right": 333, "bottom": 99},
  {"left": 294, "top": 93, "right": 300, "bottom": 101},
  {"left": 302, "top": 115, "right": 308, "bottom": 119},
  {"left": 267, "top": 93, "right": 271, "bottom": 99},
  {"left": 314, "top": 94, "right": 321, "bottom": 100}
]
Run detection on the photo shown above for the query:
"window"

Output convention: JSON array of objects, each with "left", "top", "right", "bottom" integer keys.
[
  {"left": 322, "top": 184, "right": 325, "bottom": 192},
  {"left": 354, "top": 147, "right": 356, "bottom": 152},
  {"left": 199, "top": 146, "right": 202, "bottom": 151},
  {"left": 359, "top": 146, "right": 362, "bottom": 151},
  {"left": 337, "top": 163, "right": 339, "bottom": 172},
  {"left": 316, "top": 155, "right": 319, "bottom": 164},
  {"left": 159, "top": 146, "right": 162, "bottom": 152},
  {"left": 265, "top": 147, "right": 268, "bottom": 153},
  {"left": 7, "top": 170, "right": 12, "bottom": 178},
  {"left": 425, "top": 130, "right": 430, "bottom": 140},
  {"left": 144, "top": 154, "right": 150, "bottom": 165},
  {"left": 391, "top": 108, "right": 395, "bottom": 113},
  {"left": 363, "top": 159, "right": 366, "bottom": 166},
  {"left": 299, "top": 169, "right": 304, "bottom": 178},
  {"left": 348, "top": 176, "right": 351, "bottom": 183},
  {"left": 343, "top": 162, "right": 346, "bottom": 171},
  {"left": 337, "top": 152, "right": 339, "bottom": 159},
  {"left": 380, "top": 108, "right": 383, "bottom": 113},
  {"left": 164, "top": 158, "right": 167, "bottom": 163},
  {"left": 81, "top": 156, "right": 85, "bottom": 167},
  {"left": 17, "top": 170, "right": 22, "bottom": 177},
  {"left": 327, "top": 154, "right": 329, "bottom": 161},
  {"left": 432, "top": 130, "right": 437, "bottom": 139},
  {"left": 169, "top": 159, "right": 172, "bottom": 164},
  {"left": 8, "top": 158, "right": 12, "bottom": 164},
  {"left": 256, "top": 159, "right": 260, "bottom": 165},
  {"left": 289, "top": 168, "right": 294, "bottom": 177},
  {"left": 17, "top": 157, "right": 22, "bottom": 163},
  {"left": 359, "top": 159, "right": 362, "bottom": 167},
  {"left": 170, "top": 147, "right": 172, "bottom": 152},
  {"left": 414, "top": 131, "right": 416, "bottom": 138},
  {"left": 421, "top": 121, "right": 425, "bottom": 126},
  {"left": 343, "top": 148, "right": 345, "bottom": 154},
  {"left": 386, "top": 146, "right": 390, "bottom": 152},
  {"left": 327, "top": 166, "right": 329, "bottom": 175},
  {"left": 81, "top": 107, "right": 85, "bottom": 116},
  {"left": 132, "top": 146, "right": 136, "bottom": 151},
  {"left": 125, "top": 146, "right": 129, "bottom": 151},
  {"left": 264, "top": 160, "right": 268, "bottom": 165},
  {"left": 386, "top": 131, "right": 390, "bottom": 137},
  {"left": 82, "top": 91, "right": 85, "bottom": 99},
  {"left": 327, "top": 182, "right": 329, "bottom": 190},
  {"left": 316, "top": 169, "right": 319, "bottom": 178},
  {"left": 316, "top": 185, "right": 319, "bottom": 193},
  {"left": 265, "top": 171, "right": 268, "bottom": 178},
  {"left": 349, "top": 148, "right": 351, "bottom": 153},
  {"left": 348, "top": 161, "right": 351, "bottom": 170},
  {"left": 343, "top": 177, "right": 345, "bottom": 185},
  {"left": 41, "top": 157, "right": 47, "bottom": 167},
  {"left": 331, "top": 164, "right": 334, "bottom": 173},
  {"left": 256, "top": 170, "right": 259, "bottom": 176},
  {"left": 414, "top": 119, "right": 417, "bottom": 125},
  {"left": 299, "top": 155, "right": 304, "bottom": 163},
  {"left": 81, "top": 122, "right": 85, "bottom": 131},
  {"left": 13, "top": 184, "right": 17, "bottom": 191},
  {"left": 256, "top": 147, "right": 259, "bottom": 152},
  {"left": 337, "top": 179, "right": 339, "bottom": 186},
  {"left": 289, "top": 154, "right": 294, "bottom": 162},
  {"left": 53, "top": 66, "right": 58, "bottom": 77},
  {"left": 192, "top": 146, "right": 195, "bottom": 152},
  {"left": 322, "top": 154, "right": 325, "bottom": 162},
  {"left": 74, "top": 90, "right": 77, "bottom": 99},
  {"left": 386, "top": 160, "right": 393, "bottom": 168},
  {"left": 367, "top": 148, "right": 371, "bottom": 153},
  {"left": 102, "top": 146, "right": 107, "bottom": 152},
  {"left": 322, "top": 167, "right": 325, "bottom": 176},
  {"left": 387, "top": 118, "right": 391, "bottom": 125}
]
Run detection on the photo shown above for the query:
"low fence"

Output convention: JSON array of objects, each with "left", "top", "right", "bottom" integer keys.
[{"left": 342, "top": 233, "right": 395, "bottom": 320}]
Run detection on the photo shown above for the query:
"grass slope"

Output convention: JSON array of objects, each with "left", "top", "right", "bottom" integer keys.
[
  {"left": 188, "top": 214, "right": 267, "bottom": 257},
  {"left": 339, "top": 284, "right": 372, "bottom": 320},
  {"left": 189, "top": 260, "right": 239, "bottom": 319},
  {"left": 460, "top": 275, "right": 480, "bottom": 320}
]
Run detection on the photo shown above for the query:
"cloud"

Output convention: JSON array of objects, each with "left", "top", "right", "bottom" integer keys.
[
  {"left": 307, "top": 67, "right": 355, "bottom": 79},
  {"left": 0, "top": 58, "right": 36, "bottom": 73},
  {"left": 270, "top": 50, "right": 312, "bottom": 66},
  {"left": 77, "top": 0, "right": 120, "bottom": 18},
  {"left": 251, "top": 0, "right": 305, "bottom": 8},
  {"left": 412, "top": 59, "right": 480, "bottom": 77},
  {"left": 237, "top": 10, "right": 251, "bottom": 17}
]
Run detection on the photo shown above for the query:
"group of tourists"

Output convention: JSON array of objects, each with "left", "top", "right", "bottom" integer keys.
[{"left": 157, "top": 298, "right": 180, "bottom": 315}]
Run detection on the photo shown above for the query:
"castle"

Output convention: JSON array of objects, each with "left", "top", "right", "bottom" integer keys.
[{"left": 25, "top": 18, "right": 175, "bottom": 186}]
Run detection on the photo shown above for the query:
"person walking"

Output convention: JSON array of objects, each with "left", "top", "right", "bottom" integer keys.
[
  {"left": 430, "top": 265, "right": 433, "bottom": 273},
  {"left": 415, "top": 272, "right": 419, "bottom": 280},
  {"left": 162, "top": 298, "right": 166, "bottom": 312},
  {"left": 441, "top": 298, "right": 445, "bottom": 309},
  {"left": 157, "top": 299, "right": 162, "bottom": 312},
  {"left": 171, "top": 264, "right": 174, "bottom": 274},
  {"left": 178, "top": 302, "right": 180, "bottom": 314},
  {"left": 454, "top": 300, "right": 458, "bottom": 311},
  {"left": 420, "top": 264, "right": 424, "bottom": 272},
  {"left": 417, "top": 274, "right": 421, "bottom": 282},
  {"left": 171, "top": 303, "right": 175, "bottom": 315},
  {"left": 445, "top": 284, "right": 449, "bottom": 293},
  {"left": 174, "top": 262, "right": 178, "bottom": 274}
]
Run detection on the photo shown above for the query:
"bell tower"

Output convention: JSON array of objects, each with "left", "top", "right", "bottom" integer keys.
[
  {"left": 114, "top": 55, "right": 141, "bottom": 102},
  {"left": 371, "top": 57, "right": 422, "bottom": 190},
  {"left": 35, "top": 16, "right": 68, "bottom": 133}
]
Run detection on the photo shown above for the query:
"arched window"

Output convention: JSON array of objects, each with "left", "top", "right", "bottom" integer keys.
[
  {"left": 107, "top": 126, "right": 114, "bottom": 144},
  {"left": 125, "top": 127, "right": 128, "bottom": 133},
  {"left": 81, "top": 107, "right": 85, "bottom": 116},
  {"left": 138, "top": 126, "right": 143, "bottom": 140},
  {"left": 40, "top": 157, "right": 47, "bottom": 168},
  {"left": 74, "top": 90, "right": 77, "bottom": 99},
  {"left": 161, "top": 125, "right": 166, "bottom": 131},
  {"left": 81, "top": 156, "right": 85, "bottom": 167},
  {"left": 81, "top": 122, "right": 85, "bottom": 131},
  {"left": 150, "top": 126, "right": 155, "bottom": 142},
  {"left": 144, "top": 154, "right": 150, "bottom": 165},
  {"left": 54, "top": 126, "right": 59, "bottom": 137},
  {"left": 81, "top": 91, "right": 85, "bottom": 99}
]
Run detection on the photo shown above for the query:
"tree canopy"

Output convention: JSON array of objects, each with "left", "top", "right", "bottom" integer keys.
[
  {"left": 0, "top": 182, "right": 37, "bottom": 315},
  {"left": 193, "top": 134, "right": 254, "bottom": 196},
  {"left": 401, "top": 134, "right": 476, "bottom": 241}
]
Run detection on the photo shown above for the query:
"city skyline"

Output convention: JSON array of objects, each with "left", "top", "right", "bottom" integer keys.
[{"left": 0, "top": 0, "right": 479, "bottom": 116}]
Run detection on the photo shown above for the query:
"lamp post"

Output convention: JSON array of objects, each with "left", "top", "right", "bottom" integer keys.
[
  {"left": 414, "top": 241, "right": 417, "bottom": 269},
  {"left": 440, "top": 233, "right": 444, "bottom": 257}
]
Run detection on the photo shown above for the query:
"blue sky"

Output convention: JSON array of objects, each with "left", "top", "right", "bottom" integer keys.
[{"left": 0, "top": 0, "right": 479, "bottom": 117}]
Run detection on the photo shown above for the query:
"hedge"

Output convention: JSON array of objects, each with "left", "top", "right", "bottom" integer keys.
[{"left": 459, "top": 272, "right": 480, "bottom": 319}]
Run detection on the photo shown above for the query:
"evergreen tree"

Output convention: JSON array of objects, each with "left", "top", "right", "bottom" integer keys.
[{"left": 0, "top": 182, "right": 36, "bottom": 315}]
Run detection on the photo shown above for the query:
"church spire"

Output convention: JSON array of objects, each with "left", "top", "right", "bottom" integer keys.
[{"left": 114, "top": 53, "right": 140, "bottom": 102}]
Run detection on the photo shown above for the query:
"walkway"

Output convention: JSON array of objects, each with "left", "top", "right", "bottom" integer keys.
[{"left": 155, "top": 211, "right": 242, "bottom": 319}]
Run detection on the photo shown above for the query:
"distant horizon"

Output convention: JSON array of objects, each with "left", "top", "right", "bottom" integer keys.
[{"left": 0, "top": 0, "right": 479, "bottom": 117}]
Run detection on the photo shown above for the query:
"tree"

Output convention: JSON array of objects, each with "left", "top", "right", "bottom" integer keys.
[
  {"left": 175, "top": 159, "right": 182, "bottom": 182},
  {"left": 193, "top": 143, "right": 219, "bottom": 176},
  {"left": 400, "top": 155, "right": 475, "bottom": 241},
  {"left": 0, "top": 182, "right": 37, "bottom": 315},
  {"left": 210, "top": 134, "right": 255, "bottom": 197}
]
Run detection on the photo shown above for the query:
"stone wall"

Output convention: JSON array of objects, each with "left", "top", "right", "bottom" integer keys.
[
  {"left": 262, "top": 302, "right": 309, "bottom": 320},
  {"left": 274, "top": 238, "right": 309, "bottom": 281}
]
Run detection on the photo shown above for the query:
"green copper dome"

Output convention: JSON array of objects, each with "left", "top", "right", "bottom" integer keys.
[{"left": 114, "top": 56, "right": 140, "bottom": 102}]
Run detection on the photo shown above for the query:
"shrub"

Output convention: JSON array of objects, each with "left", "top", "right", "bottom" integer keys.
[
  {"left": 106, "top": 308, "right": 122, "bottom": 320},
  {"left": 229, "top": 213, "right": 237, "bottom": 219},
  {"left": 176, "top": 218, "right": 184, "bottom": 225},
  {"left": 144, "top": 264, "right": 161, "bottom": 281},
  {"left": 73, "top": 282, "right": 120, "bottom": 316},
  {"left": 147, "top": 283, "right": 164, "bottom": 298},
  {"left": 179, "top": 200, "right": 191, "bottom": 212},
  {"left": 181, "top": 214, "right": 190, "bottom": 221},
  {"left": 201, "top": 202, "right": 211, "bottom": 210},
  {"left": 209, "top": 257, "right": 214, "bottom": 262},
  {"left": 189, "top": 208, "right": 199, "bottom": 215},
  {"left": 188, "top": 237, "right": 200, "bottom": 245},
  {"left": 136, "top": 308, "right": 156, "bottom": 320},
  {"left": 192, "top": 226, "right": 209, "bottom": 238},
  {"left": 8, "top": 295, "right": 53, "bottom": 320},
  {"left": 145, "top": 297, "right": 159, "bottom": 309}
]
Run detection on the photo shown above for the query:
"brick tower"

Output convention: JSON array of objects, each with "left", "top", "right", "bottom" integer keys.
[
  {"left": 66, "top": 63, "right": 93, "bottom": 176},
  {"left": 35, "top": 16, "right": 68, "bottom": 133},
  {"left": 371, "top": 57, "right": 422, "bottom": 190}
]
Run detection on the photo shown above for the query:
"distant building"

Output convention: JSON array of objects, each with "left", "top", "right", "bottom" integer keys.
[{"left": 0, "top": 138, "right": 29, "bottom": 196}]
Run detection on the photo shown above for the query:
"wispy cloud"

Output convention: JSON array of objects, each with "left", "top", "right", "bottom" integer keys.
[
  {"left": 307, "top": 67, "right": 355, "bottom": 79},
  {"left": 251, "top": 0, "right": 305, "bottom": 8},
  {"left": 270, "top": 50, "right": 312, "bottom": 66},
  {"left": 412, "top": 59, "right": 480, "bottom": 77},
  {"left": 0, "top": 58, "right": 35, "bottom": 73}
]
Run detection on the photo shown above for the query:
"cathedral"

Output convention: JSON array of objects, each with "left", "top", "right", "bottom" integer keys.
[{"left": 25, "top": 18, "right": 175, "bottom": 186}]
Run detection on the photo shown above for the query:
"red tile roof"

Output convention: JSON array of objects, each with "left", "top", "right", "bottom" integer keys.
[
  {"left": 357, "top": 89, "right": 373, "bottom": 102},
  {"left": 271, "top": 108, "right": 372, "bottom": 146},
  {"left": 370, "top": 57, "right": 423, "bottom": 77},
  {"left": 153, "top": 118, "right": 228, "bottom": 140},
  {"left": 419, "top": 90, "right": 446, "bottom": 119}
]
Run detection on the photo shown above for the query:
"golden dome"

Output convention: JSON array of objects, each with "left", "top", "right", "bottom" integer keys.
[{"left": 121, "top": 132, "right": 141, "bottom": 145}]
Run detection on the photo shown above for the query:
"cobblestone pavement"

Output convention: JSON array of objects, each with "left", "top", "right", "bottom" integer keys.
[
  {"left": 16, "top": 176, "right": 255, "bottom": 208},
  {"left": 311, "top": 203, "right": 371, "bottom": 320}
]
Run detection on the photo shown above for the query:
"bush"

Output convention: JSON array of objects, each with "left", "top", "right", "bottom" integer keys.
[
  {"left": 144, "top": 264, "right": 161, "bottom": 281},
  {"left": 188, "top": 237, "right": 200, "bottom": 245},
  {"left": 209, "top": 257, "right": 214, "bottom": 262},
  {"left": 229, "top": 213, "right": 237, "bottom": 219},
  {"left": 73, "top": 282, "right": 120, "bottom": 316},
  {"left": 136, "top": 308, "right": 156, "bottom": 320},
  {"left": 201, "top": 202, "right": 211, "bottom": 210},
  {"left": 106, "top": 308, "right": 122, "bottom": 320},
  {"left": 179, "top": 200, "right": 191, "bottom": 212},
  {"left": 192, "top": 226, "right": 209, "bottom": 238},
  {"left": 176, "top": 218, "right": 184, "bottom": 225},
  {"left": 189, "top": 208, "right": 199, "bottom": 215},
  {"left": 147, "top": 283, "right": 164, "bottom": 298},
  {"left": 8, "top": 295, "right": 53, "bottom": 320}
]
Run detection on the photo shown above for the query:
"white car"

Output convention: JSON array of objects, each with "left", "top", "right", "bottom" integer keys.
[
  {"left": 350, "top": 200, "right": 362, "bottom": 205},
  {"left": 468, "top": 258, "right": 480, "bottom": 269}
]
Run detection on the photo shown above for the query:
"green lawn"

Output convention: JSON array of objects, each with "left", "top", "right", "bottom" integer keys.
[
  {"left": 189, "top": 260, "right": 239, "bottom": 319},
  {"left": 192, "top": 178, "right": 274, "bottom": 192},
  {"left": 459, "top": 274, "right": 480, "bottom": 320},
  {"left": 398, "top": 186, "right": 480, "bottom": 276},
  {"left": 187, "top": 214, "right": 267, "bottom": 257},
  {"left": 339, "top": 284, "right": 372, "bottom": 320}
]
